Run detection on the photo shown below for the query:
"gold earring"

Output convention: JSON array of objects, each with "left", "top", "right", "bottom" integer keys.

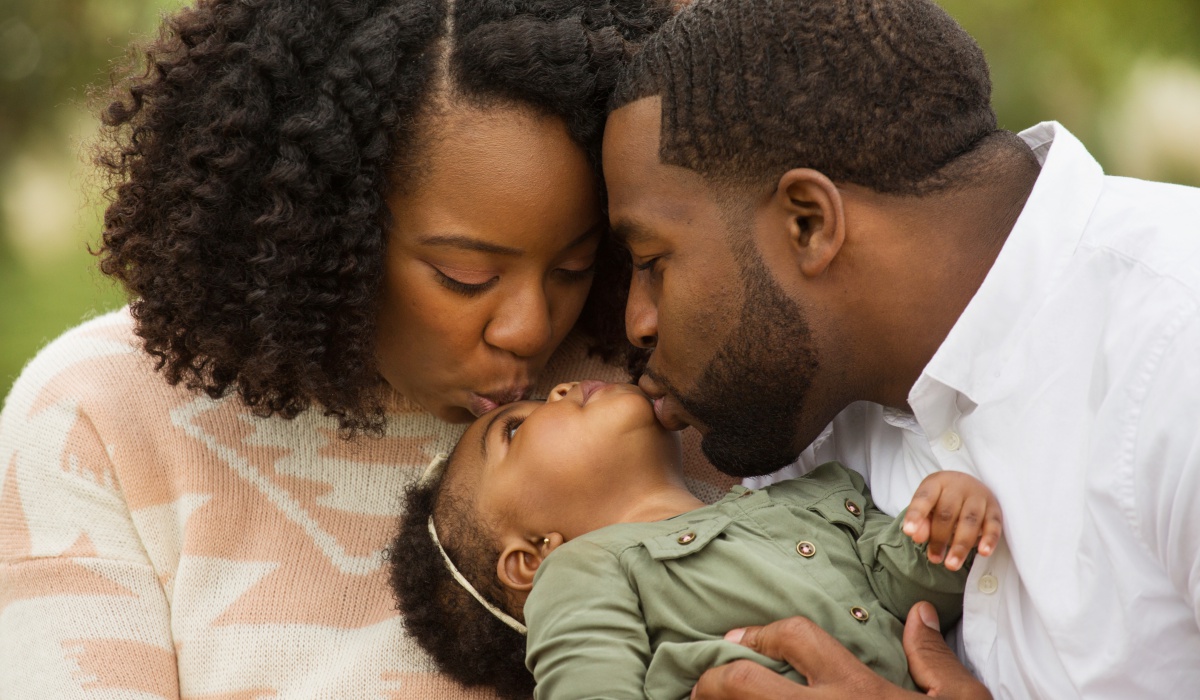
[{"left": 542, "top": 537, "right": 550, "bottom": 547}]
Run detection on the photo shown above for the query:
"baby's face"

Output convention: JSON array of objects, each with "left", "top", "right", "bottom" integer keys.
[{"left": 455, "top": 381, "right": 683, "bottom": 539}]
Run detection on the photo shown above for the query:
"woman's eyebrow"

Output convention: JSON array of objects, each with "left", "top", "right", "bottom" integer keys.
[
  {"left": 419, "top": 222, "right": 603, "bottom": 258},
  {"left": 567, "top": 220, "right": 606, "bottom": 249},
  {"left": 420, "top": 234, "right": 523, "bottom": 256},
  {"left": 480, "top": 404, "right": 521, "bottom": 459}
]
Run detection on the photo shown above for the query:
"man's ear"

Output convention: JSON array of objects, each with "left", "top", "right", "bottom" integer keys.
[
  {"left": 496, "top": 532, "right": 565, "bottom": 592},
  {"left": 773, "top": 168, "right": 845, "bottom": 278}
]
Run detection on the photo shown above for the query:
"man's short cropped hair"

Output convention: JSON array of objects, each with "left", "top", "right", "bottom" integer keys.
[{"left": 611, "top": 0, "right": 999, "bottom": 195}]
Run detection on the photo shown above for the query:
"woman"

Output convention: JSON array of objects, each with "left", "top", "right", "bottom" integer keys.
[{"left": 0, "top": 0, "right": 734, "bottom": 696}]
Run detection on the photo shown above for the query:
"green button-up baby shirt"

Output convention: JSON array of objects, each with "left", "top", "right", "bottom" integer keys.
[{"left": 524, "top": 462, "right": 971, "bottom": 700}]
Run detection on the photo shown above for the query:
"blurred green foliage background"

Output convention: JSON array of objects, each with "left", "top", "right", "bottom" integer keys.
[{"left": 2, "top": 0, "right": 1200, "bottom": 402}]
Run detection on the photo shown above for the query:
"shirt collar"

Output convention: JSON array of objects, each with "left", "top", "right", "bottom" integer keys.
[{"left": 914, "top": 122, "right": 1106, "bottom": 406}]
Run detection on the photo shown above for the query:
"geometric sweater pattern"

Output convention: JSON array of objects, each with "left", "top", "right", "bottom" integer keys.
[{"left": 0, "top": 309, "right": 736, "bottom": 699}]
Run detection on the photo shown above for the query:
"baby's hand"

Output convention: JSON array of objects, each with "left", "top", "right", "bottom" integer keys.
[{"left": 901, "top": 471, "right": 1002, "bottom": 571}]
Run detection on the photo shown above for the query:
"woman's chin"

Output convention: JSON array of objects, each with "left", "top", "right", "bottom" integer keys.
[{"left": 437, "top": 404, "right": 478, "bottom": 424}]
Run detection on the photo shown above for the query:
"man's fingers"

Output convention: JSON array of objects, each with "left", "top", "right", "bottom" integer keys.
[
  {"left": 904, "top": 603, "right": 993, "bottom": 700},
  {"left": 739, "top": 617, "right": 867, "bottom": 682},
  {"left": 692, "top": 658, "right": 807, "bottom": 700}
]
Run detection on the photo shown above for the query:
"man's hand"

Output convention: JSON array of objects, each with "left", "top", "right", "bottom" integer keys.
[
  {"left": 691, "top": 603, "right": 992, "bottom": 699},
  {"left": 902, "top": 471, "right": 1003, "bottom": 570}
]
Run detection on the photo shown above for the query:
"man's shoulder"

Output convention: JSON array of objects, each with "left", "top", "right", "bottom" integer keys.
[{"left": 1082, "top": 175, "right": 1200, "bottom": 296}]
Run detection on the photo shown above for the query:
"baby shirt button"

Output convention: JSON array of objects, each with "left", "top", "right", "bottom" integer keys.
[
  {"left": 978, "top": 573, "right": 999, "bottom": 595},
  {"left": 677, "top": 532, "right": 696, "bottom": 545},
  {"left": 844, "top": 499, "right": 862, "bottom": 517},
  {"left": 850, "top": 606, "right": 870, "bottom": 622},
  {"left": 940, "top": 431, "right": 962, "bottom": 451},
  {"left": 795, "top": 541, "right": 816, "bottom": 558}
]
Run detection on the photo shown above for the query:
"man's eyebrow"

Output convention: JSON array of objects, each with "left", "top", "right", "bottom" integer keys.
[
  {"left": 610, "top": 220, "right": 656, "bottom": 247},
  {"left": 419, "top": 235, "right": 523, "bottom": 256},
  {"left": 480, "top": 404, "right": 521, "bottom": 460}
]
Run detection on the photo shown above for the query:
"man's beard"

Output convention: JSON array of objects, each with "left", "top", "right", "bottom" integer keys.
[{"left": 668, "top": 254, "right": 819, "bottom": 478}]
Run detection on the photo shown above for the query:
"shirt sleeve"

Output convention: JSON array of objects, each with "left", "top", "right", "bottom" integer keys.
[
  {"left": 0, "top": 359, "right": 180, "bottom": 698},
  {"left": 1132, "top": 310, "right": 1200, "bottom": 628},
  {"left": 524, "top": 541, "right": 651, "bottom": 700},
  {"left": 774, "top": 463, "right": 970, "bottom": 632},
  {"left": 855, "top": 503, "right": 972, "bottom": 631}
]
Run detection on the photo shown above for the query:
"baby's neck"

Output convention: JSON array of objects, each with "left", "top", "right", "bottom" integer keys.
[{"left": 607, "top": 484, "right": 707, "bottom": 526}]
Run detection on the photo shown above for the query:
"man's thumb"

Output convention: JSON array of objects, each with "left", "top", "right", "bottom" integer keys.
[{"left": 904, "top": 603, "right": 954, "bottom": 689}]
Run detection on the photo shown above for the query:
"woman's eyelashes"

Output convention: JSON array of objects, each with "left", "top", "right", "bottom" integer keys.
[
  {"left": 433, "top": 261, "right": 596, "bottom": 298},
  {"left": 433, "top": 268, "right": 499, "bottom": 297},
  {"left": 553, "top": 261, "right": 596, "bottom": 283}
]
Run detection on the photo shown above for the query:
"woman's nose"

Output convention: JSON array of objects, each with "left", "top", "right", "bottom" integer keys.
[
  {"left": 547, "top": 382, "right": 578, "bottom": 402},
  {"left": 484, "top": 285, "right": 554, "bottom": 358}
]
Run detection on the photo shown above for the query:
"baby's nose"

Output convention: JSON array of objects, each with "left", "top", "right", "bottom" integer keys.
[{"left": 547, "top": 382, "right": 579, "bottom": 402}]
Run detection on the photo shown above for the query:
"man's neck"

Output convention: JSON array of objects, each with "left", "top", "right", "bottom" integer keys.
[{"left": 860, "top": 155, "right": 1040, "bottom": 410}]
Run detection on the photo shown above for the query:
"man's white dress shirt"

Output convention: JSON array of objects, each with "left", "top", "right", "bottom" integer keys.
[{"left": 748, "top": 123, "right": 1200, "bottom": 698}]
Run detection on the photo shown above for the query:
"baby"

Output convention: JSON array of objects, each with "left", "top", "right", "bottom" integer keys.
[{"left": 388, "top": 381, "right": 1002, "bottom": 700}]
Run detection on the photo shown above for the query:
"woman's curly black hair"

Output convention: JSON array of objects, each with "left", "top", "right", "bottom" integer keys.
[
  {"left": 388, "top": 451, "right": 532, "bottom": 698},
  {"left": 95, "top": 0, "right": 670, "bottom": 433}
]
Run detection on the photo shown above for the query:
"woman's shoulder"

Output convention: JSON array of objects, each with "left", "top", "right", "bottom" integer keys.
[
  {"left": 1, "top": 308, "right": 464, "bottom": 466},
  {"left": 3, "top": 308, "right": 149, "bottom": 418}
]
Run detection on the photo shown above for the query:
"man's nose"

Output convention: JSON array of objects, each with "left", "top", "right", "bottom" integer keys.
[{"left": 625, "top": 275, "right": 657, "bottom": 349}]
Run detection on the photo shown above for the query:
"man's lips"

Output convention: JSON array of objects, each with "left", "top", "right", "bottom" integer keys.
[
  {"left": 637, "top": 374, "right": 691, "bottom": 431},
  {"left": 468, "top": 386, "right": 532, "bottom": 417},
  {"left": 651, "top": 395, "right": 692, "bottom": 431}
]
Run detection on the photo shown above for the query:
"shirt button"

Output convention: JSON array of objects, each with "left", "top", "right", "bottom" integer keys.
[
  {"left": 978, "top": 573, "right": 999, "bottom": 595},
  {"left": 850, "top": 606, "right": 870, "bottom": 622},
  {"left": 940, "top": 431, "right": 962, "bottom": 451},
  {"left": 844, "top": 499, "right": 862, "bottom": 517},
  {"left": 677, "top": 532, "right": 696, "bottom": 545},
  {"left": 796, "top": 541, "right": 816, "bottom": 558}
]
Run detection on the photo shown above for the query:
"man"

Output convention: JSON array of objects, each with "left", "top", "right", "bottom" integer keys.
[{"left": 602, "top": 0, "right": 1200, "bottom": 697}]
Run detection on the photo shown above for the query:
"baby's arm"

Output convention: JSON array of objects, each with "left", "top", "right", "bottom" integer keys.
[
  {"left": 901, "top": 471, "right": 1004, "bottom": 571},
  {"left": 854, "top": 470, "right": 1002, "bottom": 629},
  {"left": 524, "top": 540, "right": 651, "bottom": 700}
]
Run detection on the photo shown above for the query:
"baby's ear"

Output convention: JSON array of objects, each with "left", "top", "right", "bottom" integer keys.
[{"left": 497, "top": 533, "right": 565, "bottom": 592}]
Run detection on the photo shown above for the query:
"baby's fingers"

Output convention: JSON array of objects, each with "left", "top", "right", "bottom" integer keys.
[
  {"left": 926, "top": 494, "right": 963, "bottom": 565},
  {"left": 944, "top": 494, "right": 987, "bottom": 571},
  {"left": 978, "top": 498, "right": 1004, "bottom": 557},
  {"left": 903, "top": 482, "right": 944, "bottom": 545}
]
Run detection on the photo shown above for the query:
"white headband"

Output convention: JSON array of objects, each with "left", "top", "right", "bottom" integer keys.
[{"left": 420, "top": 454, "right": 528, "bottom": 636}]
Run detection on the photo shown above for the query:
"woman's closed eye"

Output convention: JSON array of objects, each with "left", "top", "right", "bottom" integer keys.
[
  {"left": 552, "top": 260, "right": 596, "bottom": 284},
  {"left": 431, "top": 265, "right": 499, "bottom": 297}
]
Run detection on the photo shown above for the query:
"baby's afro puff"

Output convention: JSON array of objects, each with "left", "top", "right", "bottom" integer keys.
[{"left": 387, "top": 449, "right": 532, "bottom": 698}]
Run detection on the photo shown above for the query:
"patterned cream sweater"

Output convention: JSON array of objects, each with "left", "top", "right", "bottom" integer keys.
[{"left": 0, "top": 309, "right": 735, "bottom": 699}]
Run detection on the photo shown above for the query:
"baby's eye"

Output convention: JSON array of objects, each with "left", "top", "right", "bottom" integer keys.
[{"left": 503, "top": 415, "right": 525, "bottom": 442}]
